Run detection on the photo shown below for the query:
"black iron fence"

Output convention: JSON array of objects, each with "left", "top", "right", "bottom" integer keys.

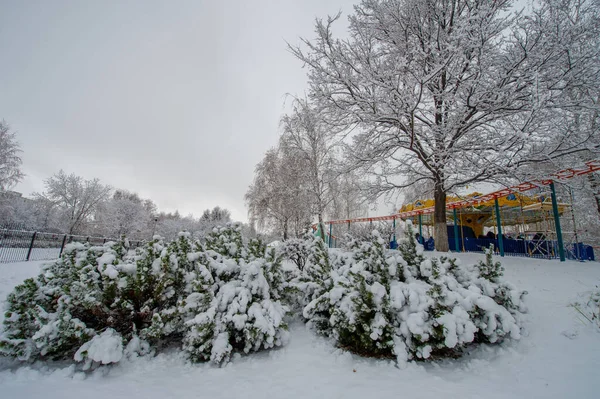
[{"left": 0, "top": 229, "right": 144, "bottom": 263}]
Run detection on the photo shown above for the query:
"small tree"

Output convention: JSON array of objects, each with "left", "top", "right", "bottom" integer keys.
[{"left": 334, "top": 230, "right": 396, "bottom": 357}]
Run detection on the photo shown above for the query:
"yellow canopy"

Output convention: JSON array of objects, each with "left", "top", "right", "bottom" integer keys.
[
  {"left": 400, "top": 192, "right": 570, "bottom": 237},
  {"left": 399, "top": 192, "right": 543, "bottom": 213}
]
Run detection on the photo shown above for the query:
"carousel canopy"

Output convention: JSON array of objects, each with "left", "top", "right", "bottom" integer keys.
[{"left": 400, "top": 192, "right": 570, "bottom": 237}]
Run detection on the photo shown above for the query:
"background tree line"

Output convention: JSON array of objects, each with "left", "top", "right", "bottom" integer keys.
[{"left": 0, "top": 121, "right": 234, "bottom": 240}]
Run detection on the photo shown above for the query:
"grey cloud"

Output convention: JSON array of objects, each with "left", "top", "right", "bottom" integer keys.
[{"left": 0, "top": 0, "right": 356, "bottom": 221}]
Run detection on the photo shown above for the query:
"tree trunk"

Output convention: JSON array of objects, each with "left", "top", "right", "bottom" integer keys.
[
  {"left": 433, "top": 184, "right": 449, "bottom": 252},
  {"left": 587, "top": 172, "right": 600, "bottom": 219},
  {"left": 283, "top": 218, "right": 289, "bottom": 241},
  {"left": 318, "top": 213, "right": 326, "bottom": 243}
]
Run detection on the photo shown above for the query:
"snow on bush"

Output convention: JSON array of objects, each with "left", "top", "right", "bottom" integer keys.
[
  {"left": 74, "top": 328, "right": 124, "bottom": 370},
  {"left": 572, "top": 287, "right": 600, "bottom": 328},
  {"left": 299, "top": 222, "right": 527, "bottom": 366},
  {"left": 183, "top": 231, "right": 289, "bottom": 363},
  {"left": 280, "top": 238, "right": 311, "bottom": 272},
  {"left": 284, "top": 236, "right": 338, "bottom": 326},
  {"left": 0, "top": 223, "right": 288, "bottom": 367}
]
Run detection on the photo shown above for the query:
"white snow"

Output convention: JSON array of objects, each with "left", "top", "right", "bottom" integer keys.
[
  {"left": 74, "top": 329, "right": 124, "bottom": 369},
  {"left": 1, "top": 255, "right": 600, "bottom": 398}
]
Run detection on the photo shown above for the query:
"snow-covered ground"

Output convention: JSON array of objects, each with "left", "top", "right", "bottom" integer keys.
[{"left": 1, "top": 255, "right": 599, "bottom": 398}]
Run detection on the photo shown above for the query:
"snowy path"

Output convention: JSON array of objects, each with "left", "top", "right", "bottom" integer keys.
[{"left": 1, "top": 255, "right": 599, "bottom": 398}]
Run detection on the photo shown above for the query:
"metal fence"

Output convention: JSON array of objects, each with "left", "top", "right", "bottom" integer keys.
[
  {"left": 444, "top": 236, "right": 595, "bottom": 261},
  {"left": 0, "top": 229, "right": 144, "bottom": 263}
]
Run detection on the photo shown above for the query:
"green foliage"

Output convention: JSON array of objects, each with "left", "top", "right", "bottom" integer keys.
[
  {"left": 290, "top": 236, "right": 332, "bottom": 313},
  {"left": 305, "top": 236, "right": 331, "bottom": 284},
  {"left": 205, "top": 223, "right": 245, "bottom": 260},
  {"left": 247, "top": 237, "right": 267, "bottom": 261},
  {"left": 398, "top": 221, "right": 424, "bottom": 274},
  {"left": 335, "top": 231, "right": 395, "bottom": 356},
  {"left": 1, "top": 278, "right": 48, "bottom": 359},
  {"left": 476, "top": 245, "right": 504, "bottom": 283}
]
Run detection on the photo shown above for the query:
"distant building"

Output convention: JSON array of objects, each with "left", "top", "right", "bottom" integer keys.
[{"left": 0, "top": 190, "right": 32, "bottom": 205}]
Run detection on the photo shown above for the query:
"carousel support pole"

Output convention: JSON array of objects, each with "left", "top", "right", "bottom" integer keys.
[
  {"left": 453, "top": 208, "right": 460, "bottom": 252},
  {"left": 494, "top": 198, "right": 505, "bottom": 257},
  {"left": 393, "top": 218, "right": 396, "bottom": 242},
  {"left": 569, "top": 187, "right": 582, "bottom": 261},
  {"left": 329, "top": 223, "right": 333, "bottom": 248},
  {"left": 418, "top": 213, "right": 423, "bottom": 244},
  {"left": 550, "top": 181, "right": 565, "bottom": 262},
  {"left": 459, "top": 208, "right": 465, "bottom": 251}
]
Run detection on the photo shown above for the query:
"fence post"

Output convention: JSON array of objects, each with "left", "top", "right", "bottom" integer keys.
[
  {"left": 26, "top": 232, "right": 37, "bottom": 261},
  {"left": 59, "top": 234, "right": 68, "bottom": 257}
]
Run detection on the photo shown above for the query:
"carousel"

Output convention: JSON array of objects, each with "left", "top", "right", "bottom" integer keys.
[
  {"left": 399, "top": 191, "right": 593, "bottom": 260},
  {"left": 318, "top": 160, "right": 600, "bottom": 261}
]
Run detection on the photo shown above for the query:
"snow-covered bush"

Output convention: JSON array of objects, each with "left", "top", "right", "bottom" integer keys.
[
  {"left": 0, "top": 223, "right": 289, "bottom": 367},
  {"left": 183, "top": 226, "right": 289, "bottom": 364},
  {"left": 300, "top": 222, "right": 527, "bottom": 365}
]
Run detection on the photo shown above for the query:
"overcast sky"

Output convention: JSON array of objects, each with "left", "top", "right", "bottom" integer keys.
[{"left": 0, "top": 0, "right": 357, "bottom": 222}]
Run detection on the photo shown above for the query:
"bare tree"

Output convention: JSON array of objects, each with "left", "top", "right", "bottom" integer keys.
[
  {"left": 508, "top": 0, "right": 600, "bottom": 219},
  {"left": 246, "top": 144, "right": 313, "bottom": 240},
  {"left": 0, "top": 120, "right": 25, "bottom": 191},
  {"left": 94, "top": 190, "right": 153, "bottom": 239},
  {"left": 36, "top": 170, "right": 112, "bottom": 234},
  {"left": 290, "top": 0, "right": 598, "bottom": 250},
  {"left": 328, "top": 170, "right": 369, "bottom": 220},
  {"left": 281, "top": 99, "right": 340, "bottom": 238}
]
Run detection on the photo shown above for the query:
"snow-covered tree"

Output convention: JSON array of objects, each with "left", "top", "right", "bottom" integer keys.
[
  {"left": 201, "top": 206, "right": 231, "bottom": 225},
  {"left": 518, "top": 0, "right": 600, "bottom": 221},
  {"left": 327, "top": 170, "right": 369, "bottom": 221},
  {"left": 35, "top": 170, "right": 112, "bottom": 234},
  {"left": 246, "top": 144, "right": 313, "bottom": 240},
  {"left": 94, "top": 190, "right": 154, "bottom": 239},
  {"left": 290, "top": 0, "right": 597, "bottom": 251},
  {"left": 0, "top": 192, "right": 64, "bottom": 232},
  {"left": 197, "top": 206, "right": 232, "bottom": 237},
  {"left": 280, "top": 99, "right": 340, "bottom": 238},
  {"left": 0, "top": 120, "right": 24, "bottom": 191}
]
